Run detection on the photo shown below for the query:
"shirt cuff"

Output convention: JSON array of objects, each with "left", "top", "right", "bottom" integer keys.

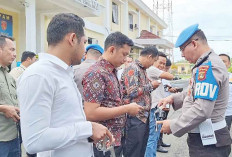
[{"left": 74, "top": 121, "right": 93, "bottom": 140}]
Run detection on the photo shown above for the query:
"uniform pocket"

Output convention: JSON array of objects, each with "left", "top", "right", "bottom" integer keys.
[{"left": 0, "top": 82, "right": 5, "bottom": 102}]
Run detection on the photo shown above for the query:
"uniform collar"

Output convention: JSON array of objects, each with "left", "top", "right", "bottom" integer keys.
[
  {"left": 20, "top": 64, "right": 27, "bottom": 70},
  {"left": 83, "top": 59, "right": 97, "bottom": 64},
  {"left": 195, "top": 49, "right": 213, "bottom": 66}
]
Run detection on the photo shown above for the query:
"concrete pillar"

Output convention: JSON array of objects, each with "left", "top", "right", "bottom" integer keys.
[
  {"left": 25, "top": 0, "right": 36, "bottom": 52},
  {"left": 137, "top": 10, "right": 140, "bottom": 37},
  {"left": 122, "top": 0, "right": 128, "bottom": 35},
  {"left": 104, "top": 0, "right": 110, "bottom": 38}
]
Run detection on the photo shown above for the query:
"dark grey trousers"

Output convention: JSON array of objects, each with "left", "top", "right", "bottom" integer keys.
[
  {"left": 226, "top": 115, "right": 232, "bottom": 131},
  {"left": 187, "top": 133, "right": 231, "bottom": 157},
  {"left": 124, "top": 116, "right": 149, "bottom": 157}
]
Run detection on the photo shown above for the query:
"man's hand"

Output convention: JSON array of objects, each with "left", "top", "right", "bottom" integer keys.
[
  {"left": 90, "top": 122, "right": 115, "bottom": 145},
  {"left": 158, "top": 95, "right": 174, "bottom": 109},
  {"left": 156, "top": 120, "right": 172, "bottom": 134},
  {"left": 125, "top": 103, "right": 143, "bottom": 116},
  {"left": 2, "top": 105, "right": 20, "bottom": 122},
  {"left": 151, "top": 80, "right": 161, "bottom": 89},
  {"left": 168, "top": 87, "right": 178, "bottom": 93}
]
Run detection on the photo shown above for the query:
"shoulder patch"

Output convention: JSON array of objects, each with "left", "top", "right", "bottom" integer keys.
[
  {"left": 194, "top": 61, "right": 219, "bottom": 101},
  {"left": 198, "top": 65, "right": 209, "bottom": 81}
]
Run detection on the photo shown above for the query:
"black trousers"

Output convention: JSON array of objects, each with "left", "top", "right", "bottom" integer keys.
[
  {"left": 187, "top": 133, "right": 231, "bottom": 157},
  {"left": 157, "top": 110, "right": 169, "bottom": 147},
  {"left": 124, "top": 116, "right": 149, "bottom": 157}
]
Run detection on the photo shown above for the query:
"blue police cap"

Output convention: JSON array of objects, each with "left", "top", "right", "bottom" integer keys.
[
  {"left": 86, "top": 44, "right": 104, "bottom": 54},
  {"left": 175, "top": 24, "right": 199, "bottom": 48}
]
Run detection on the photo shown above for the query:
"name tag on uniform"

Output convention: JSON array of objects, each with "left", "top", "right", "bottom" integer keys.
[{"left": 199, "top": 119, "right": 217, "bottom": 146}]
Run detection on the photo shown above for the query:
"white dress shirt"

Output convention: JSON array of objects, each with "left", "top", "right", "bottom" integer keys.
[{"left": 17, "top": 53, "right": 93, "bottom": 157}]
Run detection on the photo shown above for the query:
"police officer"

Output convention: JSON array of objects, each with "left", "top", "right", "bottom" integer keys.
[{"left": 157, "top": 24, "right": 231, "bottom": 156}]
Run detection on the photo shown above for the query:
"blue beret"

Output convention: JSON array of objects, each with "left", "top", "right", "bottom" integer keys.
[
  {"left": 86, "top": 44, "right": 104, "bottom": 54},
  {"left": 175, "top": 24, "right": 199, "bottom": 48}
]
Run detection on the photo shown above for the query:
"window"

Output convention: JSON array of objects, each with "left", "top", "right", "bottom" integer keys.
[
  {"left": 150, "top": 26, "right": 153, "bottom": 33},
  {"left": 88, "top": 37, "right": 98, "bottom": 44},
  {"left": 129, "top": 13, "right": 133, "bottom": 31},
  {"left": 112, "top": 2, "right": 118, "bottom": 24}
]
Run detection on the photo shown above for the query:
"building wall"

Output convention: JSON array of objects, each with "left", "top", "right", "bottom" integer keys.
[
  {"left": 84, "top": 0, "right": 104, "bottom": 26},
  {"left": 128, "top": 3, "right": 139, "bottom": 39},
  {"left": 140, "top": 12, "right": 149, "bottom": 32},
  {"left": 0, "top": 8, "right": 20, "bottom": 61},
  {"left": 85, "top": 29, "right": 105, "bottom": 47},
  {"left": 111, "top": 0, "right": 122, "bottom": 32}
]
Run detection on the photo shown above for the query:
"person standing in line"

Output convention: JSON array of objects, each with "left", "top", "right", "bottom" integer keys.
[
  {"left": 83, "top": 32, "right": 143, "bottom": 157},
  {"left": 0, "top": 35, "right": 20, "bottom": 157},
  {"left": 10, "top": 51, "right": 36, "bottom": 80},
  {"left": 17, "top": 13, "right": 113, "bottom": 157},
  {"left": 73, "top": 44, "right": 104, "bottom": 97},
  {"left": 219, "top": 54, "right": 232, "bottom": 130},
  {"left": 121, "top": 46, "right": 160, "bottom": 157},
  {"left": 157, "top": 24, "right": 231, "bottom": 157},
  {"left": 117, "top": 56, "right": 133, "bottom": 80},
  {"left": 145, "top": 52, "right": 174, "bottom": 156}
]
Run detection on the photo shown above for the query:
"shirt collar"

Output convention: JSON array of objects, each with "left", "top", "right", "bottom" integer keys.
[
  {"left": 135, "top": 60, "right": 146, "bottom": 70},
  {"left": 39, "top": 53, "right": 69, "bottom": 70},
  {"left": 99, "top": 59, "right": 116, "bottom": 72},
  {"left": 0, "top": 64, "right": 9, "bottom": 71}
]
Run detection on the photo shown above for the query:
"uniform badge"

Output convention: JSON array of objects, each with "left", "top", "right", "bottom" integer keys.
[{"left": 198, "top": 65, "right": 209, "bottom": 81}]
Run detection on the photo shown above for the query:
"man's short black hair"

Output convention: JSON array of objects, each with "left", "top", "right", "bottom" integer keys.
[
  {"left": 47, "top": 13, "right": 85, "bottom": 46},
  {"left": 166, "top": 58, "right": 172, "bottom": 66},
  {"left": 21, "top": 51, "right": 36, "bottom": 62},
  {"left": 158, "top": 51, "right": 167, "bottom": 58},
  {"left": 219, "top": 53, "right": 230, "bottom": 62},
  {"left": 190, "top": 30, "right": 208, "bottom": 44},
  {"left": 0, "top": 35, "right": 14, "bottom": 48},
  {"left": 104, "top": 32, "right": 134, "bottom": 50},
  {"left": 140, "top": 46, "right": 158, "bottom": 58}
]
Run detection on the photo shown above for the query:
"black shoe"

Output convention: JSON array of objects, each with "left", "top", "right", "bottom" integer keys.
[
  {"left": 161, "top": 142, "right": 171, "bottom": 147},
  {"left": 157, "top": 146, "right": 168, "bottom": 153}
]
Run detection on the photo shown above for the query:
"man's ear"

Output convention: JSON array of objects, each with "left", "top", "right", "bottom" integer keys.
[
  {"left": 108, "top": 46, "right": 115, "bottom": 54},
  {"left": 26, "top": 57, "right": 31, "bottom": 61},
  {"left": 68, "top": 33, "right": 77, "bottom": 46}
]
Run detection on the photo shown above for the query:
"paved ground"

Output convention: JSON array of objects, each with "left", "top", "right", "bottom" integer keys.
[
  {"left": 157, "top": 109, "right": 232, "bottom": 157},
  {"left": 22, "top": 103, "right": 232, "bottom": 157}
]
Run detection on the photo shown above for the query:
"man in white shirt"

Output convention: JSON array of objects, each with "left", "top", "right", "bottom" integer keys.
[
  {"left": 17, "top": 13, "right": 113, "bottom": 157},
  {"left": 219, "top": 54, "right": 232, "bottom": 130},
  {"left": 146, "top": 52, "right": 174, "bottom": 156},
  {"left": 10, "top": 51, "right": 36, "bottom": 80}
]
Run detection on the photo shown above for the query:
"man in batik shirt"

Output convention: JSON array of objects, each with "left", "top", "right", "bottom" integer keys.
[
  {"left": 83, "top": 32, "right": 143, "bottom": 157},
  {"left": 121, "top": 46, "right": 160, "bottom": 157}
]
